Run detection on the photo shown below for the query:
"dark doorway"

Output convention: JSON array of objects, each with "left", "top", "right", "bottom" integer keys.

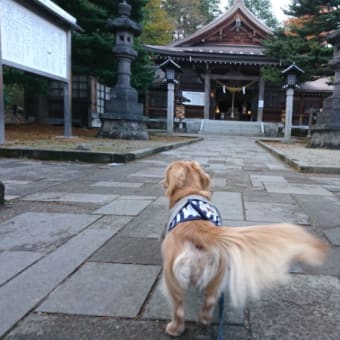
[{"left": 214, "top": 86, "right": 253, "bottom": 121}]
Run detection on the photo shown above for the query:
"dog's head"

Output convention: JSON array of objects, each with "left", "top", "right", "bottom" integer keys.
[{"left": 163, "top": 160, "right": 211, "bottom": 206}]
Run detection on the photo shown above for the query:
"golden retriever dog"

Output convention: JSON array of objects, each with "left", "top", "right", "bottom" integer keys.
[{"left": 161, "top": 160, "right": 328, "bottom": 336}]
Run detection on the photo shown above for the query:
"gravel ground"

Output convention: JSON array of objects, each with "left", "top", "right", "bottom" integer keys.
[
  {"left": 3, "top": 124, "right": 190, "bottom": 153},
  {"left": 264, "top": 140, "right": 340, "bottom": 167}
]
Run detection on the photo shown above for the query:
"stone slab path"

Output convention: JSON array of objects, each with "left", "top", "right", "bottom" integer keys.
[{"left": 0, "top": 135, "right": 339, "bottom": 339}]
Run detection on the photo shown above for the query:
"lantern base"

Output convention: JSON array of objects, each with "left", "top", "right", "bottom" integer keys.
[{"left": 98, "top": 118, "right": 149, "bottom": 140}]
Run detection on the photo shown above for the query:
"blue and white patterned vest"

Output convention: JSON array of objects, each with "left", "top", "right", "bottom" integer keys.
[{"left": 166, "top": 195, "right": 222, "bottom": 233}]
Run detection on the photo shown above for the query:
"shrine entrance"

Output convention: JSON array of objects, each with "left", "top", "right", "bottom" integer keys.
[{"left": 212, "top": 78, "right": 259, "bottom": 121}]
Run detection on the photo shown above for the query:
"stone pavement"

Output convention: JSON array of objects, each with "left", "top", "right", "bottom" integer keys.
[{"left": 0, "top": 135, "right": 339, "bottom": 340}]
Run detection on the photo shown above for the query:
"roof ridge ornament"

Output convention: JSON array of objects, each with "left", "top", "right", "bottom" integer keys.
[{"left": 119, "top": 0, "right": 131, "bottom": 17}]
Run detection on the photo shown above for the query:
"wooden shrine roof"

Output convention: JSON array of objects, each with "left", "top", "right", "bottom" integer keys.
[{"left": 145, "top": 0, "right": 277, "bottom": 66}]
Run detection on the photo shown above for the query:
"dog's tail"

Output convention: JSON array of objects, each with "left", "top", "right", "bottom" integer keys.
[{"left": 214, "top": 223, "right": 328, "bottom": 308}]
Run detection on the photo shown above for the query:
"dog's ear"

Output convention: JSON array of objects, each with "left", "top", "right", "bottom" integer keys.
[
  {"left": 191, "top": 161, "right": 211, "bottom": 190},
  {"left": 165, "top": 162, "right": 187, "bottom": 197}
]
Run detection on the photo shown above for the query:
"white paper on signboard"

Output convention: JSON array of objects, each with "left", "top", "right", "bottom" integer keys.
[
  {"left": 182, "top": 91, "right": 205, "bottom": 106},
  {"left": 0, "top": 0, "right": 68, "bottom": 80}
]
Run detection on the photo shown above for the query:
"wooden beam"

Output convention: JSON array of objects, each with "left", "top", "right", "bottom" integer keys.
[{"left": 210, "top": 74, "right": 260, "bottom": 81}]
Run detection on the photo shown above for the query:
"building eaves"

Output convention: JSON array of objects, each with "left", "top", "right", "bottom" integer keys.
[
  {"left": 170, "top": 0, "right": 272, "bottom": 48},
  {"left": 145, "top": 44, "right": 278, "bottom": 66},
  {"left": 28, "top": 0, "right": 82, "bottom": 31}
]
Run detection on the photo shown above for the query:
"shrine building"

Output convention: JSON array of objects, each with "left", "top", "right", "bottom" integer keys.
[{"left": 145, "top": 0, "right": 331, "bottom": 126}]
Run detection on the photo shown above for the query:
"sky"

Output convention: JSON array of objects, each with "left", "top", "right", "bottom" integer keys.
[
  {"left": 219, "top": 0, "right": 292, "bottom": 23},
  {"left": 270, "top": 0, "right": 291, "bottom": 22}
]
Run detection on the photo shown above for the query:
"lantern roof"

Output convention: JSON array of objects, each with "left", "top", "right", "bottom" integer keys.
[{"left": 282, "top": 63, "right": 304, "bottom": 76}]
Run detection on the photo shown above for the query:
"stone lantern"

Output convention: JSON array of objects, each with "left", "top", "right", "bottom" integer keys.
[
  {"left": 310, "top": 28, "right": 340, "bottom": 148},
  {"left": 159, "top": 58, "right": 182, "bottom": 133},
  {"left": 282, "top": 63, "right": 304, "bottom": 142},
  {"left": 98, "top": 0, "right": 148, "bottom": 140}
]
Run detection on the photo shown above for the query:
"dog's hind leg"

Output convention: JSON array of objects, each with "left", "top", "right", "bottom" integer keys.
[
  {"left": 163, "top": 270, "right": 186, "bottom": 336},
  {"left": 199, "top": 261, "right": 226, "bottom": 326}
]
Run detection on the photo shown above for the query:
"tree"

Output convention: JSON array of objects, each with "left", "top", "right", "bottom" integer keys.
[
  {"left": 163, "top": 0, "right": 221, "bottom": 39},
  {"left": 262, "top": 0, "right": 338, "bottom": 82},
  {"left": 225, "top": 0, "right": 279, "bottom": 29},
  {"left": 285, "top": 0, "right": 340, "bottom": 40},
  {"left": 200, "top": 0, "right": 222, "bottom": 23},
  {"left": 140, "top": 0, "right": 174, "bottom": 45},
  {"left": 52, "top": 0, "right": 160, "bottom": 95},
  {"left": 262, "top": 27, "right": 332, "bottom": 82}
]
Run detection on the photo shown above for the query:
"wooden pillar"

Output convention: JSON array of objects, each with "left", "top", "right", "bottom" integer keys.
[
  {"left": 204, "top": 66, "right": 210, "bottom": 119},
  {"left": 64, "top": 30, "right": 72, "bottom": 138},
  {"left": 257, "top": 77, "right": 265, "bottom": 121}
]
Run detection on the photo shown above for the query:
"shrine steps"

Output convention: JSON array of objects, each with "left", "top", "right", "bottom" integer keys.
[{"left": 198, "top": 119, "right": 265, "bottom": 136}]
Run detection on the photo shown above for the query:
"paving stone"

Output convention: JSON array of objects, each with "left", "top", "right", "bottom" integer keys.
[
  {"left": 323, "top": 227, "right": 340, "bottom": 246},
  {"left": 249, "top": 275, "right": 340, "bottom": 340},
  {"left": 4, "top": 313, "right": 248, "bottom": 340},
  {"left": 212, "top": 192, "right": 243, "bottom": 220},
  {"left": 266, "top": 161, "right": 289, "bottom": 170},
  {"left": 323, "top": 184, "right": 340, "bottom": 192},
  {"left": 0, "top": 228, "right": 114, "bottom": 337},
  {"left": 243, "top": 191, "right": 294, "bottom": 204},
  {"left": 129, "top": 167, "right": 165, "bottom": 179},
  {"left": 119, "top": 204, "right": 169, "bottom": 239},
  {"left": 91, "top": 181, "right": 144, "bottom": 188},
  {"left": 207, "top": 163, "right": 230, "bottom": 171},
  {"left": 211, "top": 177, "right": 227, "bottom": 188},
  {"left": 223, "top": 171, "right": 251, "bottom": 190},
  {"left": 0, "top": 212, "right": 99, "bottom": 253},
  {"left": 301, "top": 247, "right": 340, "bottom": 276},
  {"left": 141, "top": 159, "right": 169, "bottom": 166},
  {"left": 93, "top": 196, "right": 154, "bottom": 216},
  {"left": 152, "top": 196, "right": 168, "bottom": 206},
  {"left": 2, "top": 180, "right": 32, "bottom": 185},
  {"left": 37, "top": 262, "right": 160, "bottom": 318},
  {"left": 244, "top": 202, "right": 310, "bottom": 224},
  {"left": 118, "top": 195, "right": 156, "bottom": 200},
  {"left": 264, "top": 183, "right": 334, "bottom": 196},
  {"left": 0, "top": 251, "right": 42, "bottom": 285},
  {"left": 250, "top": 175, "right": 287, "bottom": 188},
  {"left": 21, "top": 192, "right": 118, "bottom": 204},
  {"left": 144, "top": 281, "right": 244, "bottom": 325},
  {"left": 4, "top": 195, "right": 19, "bottom": 201},
  {"left": 294, "top": 195, "right": 340, "bottom": 228},
  {"left": 89, "top": 215, "right": 132, "bottom": 233},
  {"left": 309, "top": 176, "right": 340, "bottom": 184},
  {"left": 90, "top": 237, "right": 162, "bottom": 265}
]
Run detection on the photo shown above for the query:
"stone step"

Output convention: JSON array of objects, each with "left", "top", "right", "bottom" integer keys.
[{"left": 199, "top": 119, "right": 264, "bottom": 136}]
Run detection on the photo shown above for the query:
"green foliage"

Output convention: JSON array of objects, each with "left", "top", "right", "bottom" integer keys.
[
  {"left": 199, "top": 0, "right": 222, "bottom": 23},
  {"left": 3, "top": 67, "right": 48, "bottom": 113},
  {"left": 263, "top": 0, "right": 337, "bottom": 83},
  {"left": 131, "top": 40, "right": 154, "bottom": 95},
  {"left": 285, "top": 0, "right": 340, "bottom": 39},
  {"left": 140, "top": 0, "right": 174, "bottom": 45},
  {"left": 225, "top": 0, "right": 279, "bottom": 29},
  {"left": 53, "top": 0, "right": 155, "bottom": 94},
  {"left": 260, "top": 66, "right": 282, "bottom": 84},
  {"left": 3, "top": 67, "right": 48, "bottom": 93}
]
